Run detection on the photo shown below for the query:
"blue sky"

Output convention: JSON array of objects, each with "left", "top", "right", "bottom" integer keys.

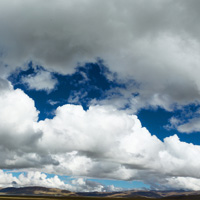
[
  {"left": 1, "top": 0, "right": 200, "bottom": 192},
  {"left": 9, "top": 62, "right": 200, "bottom": 145}
]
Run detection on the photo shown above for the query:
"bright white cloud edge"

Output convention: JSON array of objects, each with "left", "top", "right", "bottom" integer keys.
[{"left": 0, "top": 80, "right": 200, "bottom": 191}]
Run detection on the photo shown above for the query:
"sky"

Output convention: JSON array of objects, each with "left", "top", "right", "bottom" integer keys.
[{"left": 1, "top": 0, "right": 200, "bottom": 192}]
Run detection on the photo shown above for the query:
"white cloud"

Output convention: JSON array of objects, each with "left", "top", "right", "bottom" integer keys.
[
  {"left": 0, "top": 85, "right": 58, "bottom": 169},
  {"left": 47, "top": 100, "right": 60, "bottom": 106},
  {"left": 0, "top": 170, "right": 18, "bottom": 188},
  {"left": 0, "top": 87, "right": 200, "bottom": 190},
  {"left": 34, "top": 105, "right": 200, "bottom": 188},
  {"left": 0, "top": 86, "right": 200, "bottom": 190},
  {"left": 177, "top": 118, "right": 200, "bottom": 133},
  {"left": 17, "top": 171, "right": 70, "bottom": 189},
  {"left": 0, "top": 170, "right": 121, "bottom": 192},
  {"left": 0, "top": 87, "right": 40, "bottom": 150},
  {"left": 165, "top": 177, "right": 200, "bottom": 191},
  {"left": 21, "top": 70, "right": 58, "bottom": 92},
  {"left": 165, "top": 111, "right": 200, "bottom": 134},
  {"left": 71, "top": 178, "right": 122, "bottom": 192}
]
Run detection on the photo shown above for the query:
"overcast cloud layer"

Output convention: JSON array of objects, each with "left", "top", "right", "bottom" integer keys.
[
  {"left": 1, "top": 0, "right": 200, "bottom": 112},
  {"left": 1, "top": 0, "right": 200, "bottom": 191}
]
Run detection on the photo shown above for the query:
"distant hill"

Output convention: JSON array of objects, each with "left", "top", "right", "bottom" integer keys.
[
  {"left": 77, "top": 190, "right": 162, "bottom": 198},
  {"left": 1, "top": 186, "right": 200, "bottom": 199},
  {"left": 77, "top": 189, "right": 200, "bottom": 199},
  {"left": 0, "top": 186, "right": 76, "bottom": 196},
  {"left": 113, "top": 190, "right": 200, "bottom": 198}
]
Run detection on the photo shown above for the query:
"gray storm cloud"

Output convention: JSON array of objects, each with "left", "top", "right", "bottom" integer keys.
[{"left": 1, "top": 0, "right": 200, "bottom": 112}]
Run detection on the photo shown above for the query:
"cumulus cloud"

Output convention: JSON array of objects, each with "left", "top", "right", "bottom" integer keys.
[
  {"left": 0, "top": 170, "right": 121, "bottom": 192},
  {"left": 0, "top": 88, "right": 39, "bottom": 150},
  {"left": 0, "top": 83, "right": 200, "bottom": 190},
  {"left": 21, "top": 69, "right": 58, "bottom": 92},
  {"left": 71, "top": 178, "right": 122, "bottom": 192},
  {"left": 165, "top": 108, "right": 200, "bottom": 134},
  {"left": 0, "top": 84, "right": 59, "bottom": 169},
  {"left": 35, "top": 106, "right": 200, "bottom": 183},
  {"left": 171, "top": 117, "right": 200, "bottom": 134},
  {"left": 0, "top": 84, "right": 200, "bottom": 190},
  {"left": 0, "top": 170, "right": 70, "bottom": 189},
  {"left": 164, "top": 177, "right": 200, "bottom": 191},
  {"left": 177, "top": 118, "right": 200, "bottom": 133}
]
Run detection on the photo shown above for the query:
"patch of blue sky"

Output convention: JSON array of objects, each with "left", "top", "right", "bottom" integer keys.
[
  {"left": 138, "top": 105, "right": 200, "bottom": 145},
  {"left": 8, "top": 61, "right": 200, "bottom": 145},
  {"left": 8, "top": 61, "right": 130, "bottom": 120},
  {"left": 2, "top": 169, "right": 72, "bottom": 184},
  {"left": 2, "top": 169, "right": 23, "bottom": 178}
]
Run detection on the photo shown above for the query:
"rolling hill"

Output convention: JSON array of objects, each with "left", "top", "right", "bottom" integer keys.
[{"left": 0, "top": 186, "right": 200, "bottom": 199}]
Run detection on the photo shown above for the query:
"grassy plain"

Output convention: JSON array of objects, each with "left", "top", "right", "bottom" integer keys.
[
  {"left": 0, "top": 196, "right": 156, "bottom": 200},
  {"left": 0, "top": 195, "right": 200, "bottom": 200}
]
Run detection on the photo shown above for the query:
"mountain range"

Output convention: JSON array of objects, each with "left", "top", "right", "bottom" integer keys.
[{"left": 0, "top": 186, "right": 200, "bottom": 199}]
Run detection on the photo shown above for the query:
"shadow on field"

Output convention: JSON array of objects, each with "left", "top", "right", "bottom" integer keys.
[{"left": 0, "top": 195, "right": 200, "bottom": 200}]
